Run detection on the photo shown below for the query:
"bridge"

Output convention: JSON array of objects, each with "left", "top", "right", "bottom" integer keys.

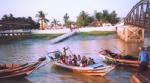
[{"left": 117, "top": 0, "right": 150, "bottom": 42}]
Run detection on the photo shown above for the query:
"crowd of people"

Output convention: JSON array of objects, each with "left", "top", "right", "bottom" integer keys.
[{"left": 53, "top": 47, "right": 95, "bottom": 67}]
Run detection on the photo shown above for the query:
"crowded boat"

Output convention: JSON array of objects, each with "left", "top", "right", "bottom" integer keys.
[{"left": 48, "top": 47, "right": 115, "bottom": 76}]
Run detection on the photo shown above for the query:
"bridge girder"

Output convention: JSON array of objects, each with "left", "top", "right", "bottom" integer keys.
[{"left": 125, "top": 0, "right": 150, "bottom": 29}]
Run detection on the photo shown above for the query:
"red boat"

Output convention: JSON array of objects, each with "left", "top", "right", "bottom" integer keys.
[
  {"left": 0, "top": 57, "right": 46, "bottom": 79},
  {"left": 99, "top": 49, "right": 142, "bottom": 67}
]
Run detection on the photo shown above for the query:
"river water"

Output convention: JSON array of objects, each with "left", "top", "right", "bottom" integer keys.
[{"left": 0, "top": 33, "right": 150, "bottom": 83}]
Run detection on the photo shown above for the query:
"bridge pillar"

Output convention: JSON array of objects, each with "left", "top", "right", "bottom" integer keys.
[{"left": 117, "top": 25, "right": 144, "bottom": 42}]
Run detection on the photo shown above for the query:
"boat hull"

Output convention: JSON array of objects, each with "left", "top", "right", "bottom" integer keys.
[
  {"left": 52, "top": 61, "right": 115, "bottom": 76},
  {"left": 0, "top": 57, "right": 46, "bottom": 79},
  {"left": 99, "top": 54, "right": 140, "bottom": 67}
]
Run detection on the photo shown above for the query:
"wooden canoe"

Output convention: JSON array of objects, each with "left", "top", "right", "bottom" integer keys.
[
  {"left": 0, "top": 57, "right": 46, "bottom": 79},
  {"left": 99, "top": 54, "right": 141, "bottom": 67},
  {"left": 52, "top": 61, "right": 115, "bottom": 76}
]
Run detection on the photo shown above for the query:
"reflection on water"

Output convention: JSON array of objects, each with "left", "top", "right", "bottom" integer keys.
[{"left": 0, "top": 34, "right": 150, "bottom": 83}]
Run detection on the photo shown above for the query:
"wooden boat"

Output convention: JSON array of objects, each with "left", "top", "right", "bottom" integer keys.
[
  {"left": 52, "top": 61, "right": 115, "bottom": 76},
  {"left": 0, "top": 57, "right": 46, "bottom": 79},
  {"left": 99, "top": 50, "right": 141, "bottom": 67}
]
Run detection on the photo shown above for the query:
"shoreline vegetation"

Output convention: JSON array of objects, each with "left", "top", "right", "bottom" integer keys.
[
  {"left": 31, "top": 34, "right": 63, "bottom": 39},
  {"left": 0, "top": 10, "right": 119, "bottom": 31},
  {"left": 78, "top": 31, "right": 116, "bottom": 36},
  {"left": 31, "top": 31, "right": 116, "bottom": 39}
]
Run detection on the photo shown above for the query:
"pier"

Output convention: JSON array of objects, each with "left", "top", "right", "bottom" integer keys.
[
  {"left": 50, "top": 30, "right": 77, "bottom": 43},
  {"left": 0, "top": 30, "right": 31, "bottom": 40}
]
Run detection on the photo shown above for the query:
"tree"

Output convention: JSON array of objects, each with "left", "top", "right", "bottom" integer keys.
[
  {"left": 63, "top": 13, "right": 71, "bottom": 27},
  {"left": 51, "top": 19, "right": 60, "bottom": 28},
  {"left": 76, "top": 11, "right": 89, "bottom": 27},
  {"left": 95, "top": 11, "right": 102, "bottom": 21},
  {"left": 102, "top": 10, "right": 109, "bottom": 23},
  {"left": 0, "top": 14, "right": 39, "bottom": 30},
  {"left": 63, "top": 13, "right": 69, "bottom": 24},
  {"left": 36, "top": 11, "right": 49, "bottom": 30},
  {"left": 109, "top": 11, "right": 119, "bottom": 25}
]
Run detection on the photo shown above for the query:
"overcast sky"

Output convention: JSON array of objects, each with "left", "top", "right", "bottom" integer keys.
[{"left": 0, "top": 0, "right": 140, "bottom": 22}]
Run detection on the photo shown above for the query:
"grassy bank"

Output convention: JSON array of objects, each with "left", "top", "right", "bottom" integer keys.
[
  {"left": 78, "top": 31, "right": 116, "bottom": 36},
  {"left": 31, "top": 34, "right": 63, "bottom": 39}
]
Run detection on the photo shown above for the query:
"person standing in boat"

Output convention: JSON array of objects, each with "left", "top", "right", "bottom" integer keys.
[
  {"left": 62, "top": 47, "right": 69, "bottom": 56},
  {"left": 138, "top": 47, "right": 149, "bottom": 73},
  {"left": 60, "top": 47, "right": 69, "bottom": 63}
]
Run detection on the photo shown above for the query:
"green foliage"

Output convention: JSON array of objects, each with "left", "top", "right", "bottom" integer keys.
[
  {"left": 79, "top": 31, "right": 116, "bottom": 36},
  {"left": 36, "top": 10, "right": 49, "bottom": 29},
  {"left": 31, "top": 34, "right": 62, "bottom": 39},
  {"left": 0, "top": 13, "right": 39, "bottom": 30},
  {"left": 36, "top": 11, "right": 49, "bottom": 23},
  {"left": 63, "top": 13, "right": 72, "bottom": 28},
  {"left": 51, "top": 19, "right": 60, "bottom": 27},
  {"left": 95, "top": 11, "right": 103, "bottom": 21},
  {"left": 76, "top": 11, "right": 90, "bottom": 27},
  {"left": 76, "top": 10, "right": 120, "bottom": 27}
]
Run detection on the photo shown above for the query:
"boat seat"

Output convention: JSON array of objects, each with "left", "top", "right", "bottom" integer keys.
[{"left": 94, "top": 65, "right": 104, "bottom": 69}]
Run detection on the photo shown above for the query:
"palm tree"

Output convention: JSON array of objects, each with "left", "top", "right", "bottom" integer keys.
[
  {"left": 95, "top": 11, "right": 102, "bottom": 21},
  {"left": 36, "top": 11, "right": 49, "bottom": 30},
  {"left": 51, "top": 19, "right": 60, "bottom": 28},
  {"left": 102, "top": 10, "right": 109, "bottom": 23},
  {"left": 76, "top": 11, "right": 89, "bottom": 27},
  {"left": 63, "top": 13, "right": 69, "bottom": 26}
]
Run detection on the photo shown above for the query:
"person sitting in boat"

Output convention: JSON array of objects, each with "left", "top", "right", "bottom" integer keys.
[
  {"left": 138, "top": 47, "right": 149, "bottom": 73},
  {"left": 60, "top": 55, "right": 65, "bottom": 63},
  {"left": 99, "top": 49, "right": 108, "bottom": 55},
  {"left": 68, "top": 55, "right": 73, "bottom": 65},
  {"left": 77, "top": 55, "right": 81, "bottom": 61},
  {"left": 65, "top": 56, "right": 69, "bottom": 64},
  {"left": 91, "top": 59, "right": 95, "bottom": 64},
  {"left": 72, "top": 54, "right": 78, "bottom": 66},
  {"left": 87, "top": 57, "right": 95, "bottom": 65},
  {"left": 115, "top": 54, "right": 122, "bottom": 59},
  {"left": 55, "top": 51, "right": 61, "bottom": 59},
  {"left": 81, "top": 56, "right": 88, "bottom": 67},
  {"left": 77, "top": 55, "right": 81, "bottom": 65},
  {"left": 99, "top": 49, "right": 114, "bottom": 56}
]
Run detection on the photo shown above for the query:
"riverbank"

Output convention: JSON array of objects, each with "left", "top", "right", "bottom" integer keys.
[
  {"left": 31, "top": 34, "right": 63, "bottom": 39},
  {"left": 78, "top": 31, "right": 116, "bottom": 36},
  {"left": 31, "top": 26, "right": 116, "bottom": 39},
  {"left": 0, "top": 27, "right": 116, "bottom": 40}
]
